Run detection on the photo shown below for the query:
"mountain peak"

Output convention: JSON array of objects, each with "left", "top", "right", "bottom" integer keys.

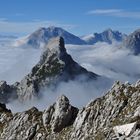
[
  {"left": 104, "top": 28, "right": 113, "bottom": 33},
  {"left": 82, "top": 29, "right": 126, "bottom": 45},
  {"left": 22, "top": 26, "right": 86, "bottom": 47},
  {"left": 10, "top": 37, "right": 98, "bottom": 101},
  {"left": 47, "top": 26, "right": 62, "bottom": 31},
  {"left": 37, "top": 26, "right": 63, "bottom": 33},
  {"left": 46, "top": 36, "right": 66, "bottom": 53}
]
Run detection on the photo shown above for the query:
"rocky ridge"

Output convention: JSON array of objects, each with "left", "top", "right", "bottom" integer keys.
[
  {"left": 82, "top": 29, "right": 126, "bottom": 45},
  {"left": 0, "top": 80, "right": 140, "bottom": 139}
]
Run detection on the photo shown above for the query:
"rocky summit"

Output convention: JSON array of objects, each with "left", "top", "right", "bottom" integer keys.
[
  {"left": 0, "top": 37, "right": 98, "bottom": 102},
  {"left": 82, "top": 28, "right": 126, "bottom": 45},
  {"left": 0, "top": 80, "right": 140, "bottom": 140}
]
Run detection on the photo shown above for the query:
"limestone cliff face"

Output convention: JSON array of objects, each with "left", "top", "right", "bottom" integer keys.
[{"left": 0, "top": 80, "right": 140, "bottom": 140}]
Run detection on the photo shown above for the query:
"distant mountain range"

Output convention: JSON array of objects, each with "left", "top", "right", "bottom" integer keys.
[
  {"left": 14, "top": 26, "right": 86, "bottom": 48},
  {"left": 12, "top": 26, "right": 140, "bottom": 55},
  {"left": 14, "top": 26, "right": 127, "bottom": 48},
  {"left": 81, "top": 28, "right": 127, "bottom": 44}
]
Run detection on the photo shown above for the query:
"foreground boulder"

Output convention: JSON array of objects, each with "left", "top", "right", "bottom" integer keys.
[
  {"left": 42, "top": 95, "right": 78, "bottom": 133},
  {"left": 113, "top": 122, "right": 137, "bottom": 137}
]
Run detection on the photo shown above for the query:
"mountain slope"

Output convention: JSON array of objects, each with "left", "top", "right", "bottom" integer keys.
[
  {"left": 0, "top": 37, "right": 98, "bottom": 102},
  {"left": 82, "top": 29, "right": 126, "bottom": 44},
  {"left": 123, "top": 29, "right": 140, "bottom": 55},
  {"left": 0, "top": 80, "right": 140, "bottom": 139},
  {"left": 15, "top": 26, "right": 86, "bottom": 48}
]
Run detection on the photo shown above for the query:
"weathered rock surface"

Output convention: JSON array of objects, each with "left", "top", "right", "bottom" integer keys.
[
  {"left": 0, "top": 80, "right": 140, "bottom": 139},
  {"left": 42, "top": 95, "right": 78, "bottom": 133}
]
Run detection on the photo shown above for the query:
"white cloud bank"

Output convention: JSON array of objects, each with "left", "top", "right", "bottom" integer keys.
[
  {"left": 1, "top": 39, "right": 140, "bottom": 112},
  {"left": 66, "top": 42, "right": 140, "bottom": 83}
]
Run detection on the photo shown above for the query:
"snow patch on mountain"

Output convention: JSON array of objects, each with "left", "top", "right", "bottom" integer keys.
[{"left": 82, "top": 28, "right": 126, "bottom": 45}]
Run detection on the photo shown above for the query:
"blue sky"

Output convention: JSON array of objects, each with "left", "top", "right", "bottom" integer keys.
[{"left": 0, "top": 0, "right": 140, "bottom": 36}]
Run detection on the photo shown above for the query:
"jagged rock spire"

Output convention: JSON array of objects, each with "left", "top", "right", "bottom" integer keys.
[{"left": 0, "top": 37, "right": 98, "bottom": 102}]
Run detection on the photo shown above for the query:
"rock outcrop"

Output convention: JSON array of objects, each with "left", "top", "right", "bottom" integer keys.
[
  {"left": 42, "top": 95, "right": 78, "bottom": 133},
  {"left": 0, "top": 80, "right": 140, "bottom": 139}
]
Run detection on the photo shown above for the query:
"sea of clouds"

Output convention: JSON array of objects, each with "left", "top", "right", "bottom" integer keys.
[
  {"left": 0, "top": 39, "right": 140, "bottom": 112},
  {"left": 66, "top": 42, "right": 140, "bottom": 83}
]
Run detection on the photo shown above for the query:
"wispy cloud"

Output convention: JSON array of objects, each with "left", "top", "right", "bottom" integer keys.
[
  {"left": 88, "top": 9, "right": 122, "bottom": 14},
  {"left": 0, "top": 19, "right": 77, "bottom": 35},
  {"left": 87, "top": 9, "right": 140, "bottom": 19}
]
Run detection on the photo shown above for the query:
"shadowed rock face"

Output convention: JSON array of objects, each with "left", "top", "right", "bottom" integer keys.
[
  {"left": 0, "top": 37, "right": 98, "bottom": 102},
  {"left": 0, "top": 81, "right": 17, "bottom": 103},
  {"left": 0, "top": 81, "right": 140, "bottom": 139},
  {"left": 124, "top": 29, "right": 140, "bottom": 55}
]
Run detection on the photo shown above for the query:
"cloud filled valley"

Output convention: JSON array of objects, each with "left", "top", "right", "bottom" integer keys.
[
  {"left": 0, "top": 37, "right": 140, "bottom": 112},
  {"left": 66, "top": 42, "right": 140, "bottom": 83}
]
